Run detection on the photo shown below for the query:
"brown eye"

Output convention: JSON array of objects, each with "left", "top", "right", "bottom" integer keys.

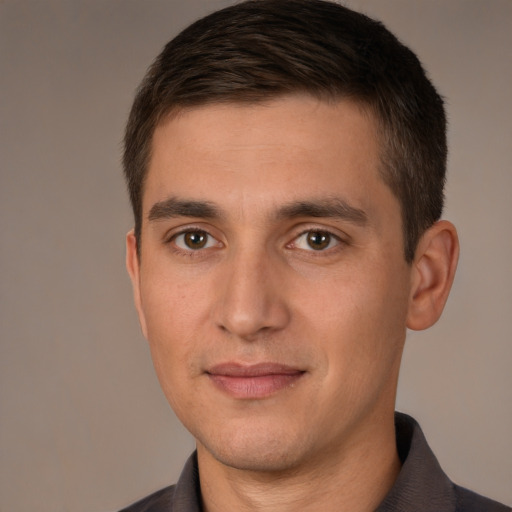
[
  {"left": 306, "top": 231, "right": 331, "bottom": 250},
  {"left": 184, "top": 231, "right": 207, "bottom": 249},
  {"left": 173, "top": 230, "right": 217, "bottom": 251},
  {"left": 293, "top": 230, "right": 339, "bottom": 252}
]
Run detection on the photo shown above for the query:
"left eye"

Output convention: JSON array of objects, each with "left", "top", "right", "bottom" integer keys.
[
  {"left": 173, "top": 230, "right": 219, "bottom": 251},
  {"left": 293, "top": 230, "right": 340, "bottom": 251}
]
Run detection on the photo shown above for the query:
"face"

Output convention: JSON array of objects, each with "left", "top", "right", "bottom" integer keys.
[{"left": 127, "top": 96, "right": 415, "bottom": 473}]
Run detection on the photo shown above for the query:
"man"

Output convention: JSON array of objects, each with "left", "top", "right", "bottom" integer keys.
[{"left": 120, "top": 1, "right": 509, "bottom": 510}]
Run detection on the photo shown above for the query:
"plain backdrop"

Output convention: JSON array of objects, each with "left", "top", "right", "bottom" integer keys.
[{"left": 1, "top": 1, "right": 511, "bottom": 511}]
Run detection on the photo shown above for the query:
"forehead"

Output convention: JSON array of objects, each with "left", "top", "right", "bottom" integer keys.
[
  {"left": 145, "top": 95, "right": 391, "bottom": 220},
  {"left": 153, "top": 95, "right": 377, "bottom": 159}
]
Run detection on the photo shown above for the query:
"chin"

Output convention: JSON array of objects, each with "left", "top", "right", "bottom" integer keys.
[
  {"left": 211, "top": 446, "right": 302, "bottom": 473},
  {"left": 198, "top": 427, "right": 311, "bottom": 473}
]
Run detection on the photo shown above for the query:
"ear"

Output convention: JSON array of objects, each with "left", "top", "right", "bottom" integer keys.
[
  {"left": 126, "top": 229, "right": 148, "bottom": 339},
  {"left": 406, "top": 220, "right": 459, "bottom": 331}
]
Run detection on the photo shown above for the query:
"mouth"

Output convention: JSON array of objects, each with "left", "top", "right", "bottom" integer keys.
[{"left": 206, "top": 362, "right": 306, "bottom": 399}]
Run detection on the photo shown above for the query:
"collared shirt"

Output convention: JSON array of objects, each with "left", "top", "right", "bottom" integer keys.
[{"left": 120, "top": 413, "right": 510, "bottom": 512}]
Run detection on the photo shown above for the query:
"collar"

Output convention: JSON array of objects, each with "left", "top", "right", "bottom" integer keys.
[
  {"left": 168, "top": 412, "right": 457, "bottom": 512},
  {"left": 376, "top": 412, "right": 456, "bottom": 511}
]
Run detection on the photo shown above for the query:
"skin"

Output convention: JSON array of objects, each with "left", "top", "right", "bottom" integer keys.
[{"left": 127, "top": 95, "right": 459, "bottom": 511}]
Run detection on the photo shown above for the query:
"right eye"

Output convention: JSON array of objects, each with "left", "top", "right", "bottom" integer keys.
[{"left": 172, "top": 230, "right": 219, "bottom": 251}]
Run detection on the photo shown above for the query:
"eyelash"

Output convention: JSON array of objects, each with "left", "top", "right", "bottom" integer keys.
[
  {"left": 289, "top": 229, "right": 343, "bottom": 252},
  {"left": 166, "top": 228, "right": 221, "bottom": 255},
  {"left": 164, "top": 226, "right": 346, "bottom": 257}
]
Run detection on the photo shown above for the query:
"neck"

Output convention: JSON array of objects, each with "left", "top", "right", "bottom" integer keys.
[{"left": 197, "top": 409, "right": 400, "bottom": 512}]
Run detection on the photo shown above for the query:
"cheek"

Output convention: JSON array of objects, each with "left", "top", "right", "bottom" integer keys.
[
  {"left": 140, "top": 279, "right": 206, "bottom": 422},
  {"left": 139, "top": 271, "right": 211, "bottom": 381},
  {"left": 300, "top": 261, "right": 409, "bottom": 375},
  {"left": 141, "top": 261, "right": 211, "bottom": 329}
]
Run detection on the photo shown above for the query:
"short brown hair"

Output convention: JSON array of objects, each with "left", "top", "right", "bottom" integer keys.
[{"left": 123, "top": 0, "right": 446, "bottom": 262}]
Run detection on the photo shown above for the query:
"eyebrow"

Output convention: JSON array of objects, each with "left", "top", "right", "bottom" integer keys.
[
  {"left": 147, "top": 196, "right": 368, "bottom": 225},
  {"left": 275, "top": 198, "right": 368, "bottom": 225},
  {"left": 148, "top": 197, "right": 222, "bottom": 222}
]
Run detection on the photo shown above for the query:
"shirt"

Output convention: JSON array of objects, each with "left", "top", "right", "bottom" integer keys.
[{"left": 120, "top": 413, "right": 510, "bottom": 511}]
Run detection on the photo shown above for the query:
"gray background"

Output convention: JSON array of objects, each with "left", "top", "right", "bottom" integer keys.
[{"left": 1, "top": 1, "right": 510, "bottom": 511}]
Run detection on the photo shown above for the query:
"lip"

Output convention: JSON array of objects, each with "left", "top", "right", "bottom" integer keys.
[{"left": 206, "top": 363, "right": 305, "bottom": 399}]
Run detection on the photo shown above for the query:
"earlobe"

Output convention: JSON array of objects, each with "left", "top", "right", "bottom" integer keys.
[
  {"left": 126, "top": 230, "right": 148, "bottom": 339},
  {"left": 406, "top": 220, "right": 459, "bottom": 331}
]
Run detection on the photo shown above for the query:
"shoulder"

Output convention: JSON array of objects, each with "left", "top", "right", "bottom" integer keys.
[
  {"left": 381, "top": 413, "right": 510, "bottom": 512},
  {"left": 118, "top": 485, "right": 176, "bottom": 512},
  {"left": 454, "top": 485, "right": 511, "bottom": 512},
  {"left": 118, "top": 452, "right": 201, "bottom": 512}
]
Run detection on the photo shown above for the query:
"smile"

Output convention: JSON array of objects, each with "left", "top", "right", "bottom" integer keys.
[{"left": 206, "top": 363, "right": 305, "bottom": 399}]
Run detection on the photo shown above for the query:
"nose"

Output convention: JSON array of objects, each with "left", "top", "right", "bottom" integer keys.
[{"left": 213, "top": 247, "right": 291, "bottom": 340}]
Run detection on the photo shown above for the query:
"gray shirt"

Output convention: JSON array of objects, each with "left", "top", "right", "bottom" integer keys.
[{"left": 120, "top": 413, "right": 510, "bottom": 512}]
